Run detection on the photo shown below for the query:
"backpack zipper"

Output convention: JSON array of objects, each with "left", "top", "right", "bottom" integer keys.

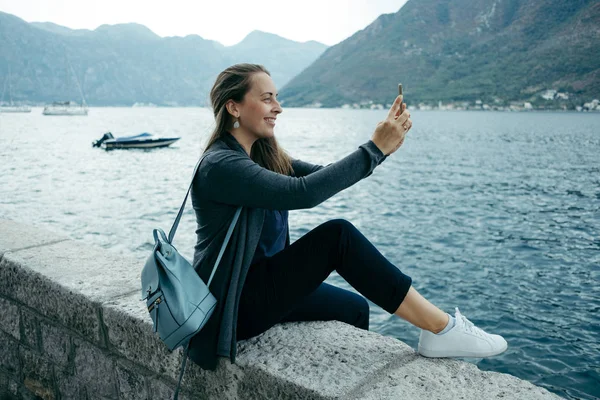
[
  {"left": 150, "top": 297, "right": 162, "bottom": 333},
  {"left": 148, "top": 296, "right": 162, "bottom": 312}
]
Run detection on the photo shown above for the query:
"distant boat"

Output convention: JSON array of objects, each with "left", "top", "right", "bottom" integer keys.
[
  {"left": 43, "top": 56, "right": 88, "bottom": 116},
  {"left": 132, "top": 102, "right": 157, "bottom": 108},
  {"left": 92, "top": 132, "right": 181, "bottom": 150},
  {"left": 43, "top": 101, "right": 88, "bottom": 116},
  {"left": 0, "top": 105, "right": 32, "bottom": 113},
  {"left": 0, "top": 66, "right": 31, "bottom": 113}
]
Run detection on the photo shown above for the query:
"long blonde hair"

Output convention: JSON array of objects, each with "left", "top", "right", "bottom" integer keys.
[{"left": 203, "top": 63, "right": 294, "bottom": 176}]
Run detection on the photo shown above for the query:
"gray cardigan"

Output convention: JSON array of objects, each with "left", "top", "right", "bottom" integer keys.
[{"left": 187, "top": 132, "right": 387, "bottom": 370}]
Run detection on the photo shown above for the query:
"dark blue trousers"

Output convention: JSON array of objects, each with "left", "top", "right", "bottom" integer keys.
[{"left": 237, "top": 219, "right": 413, "bottom": 340}]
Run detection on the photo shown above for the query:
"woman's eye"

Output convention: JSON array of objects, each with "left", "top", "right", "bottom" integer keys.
[{"left": 264, "top": 98, "right": 272, "bottom": 102}]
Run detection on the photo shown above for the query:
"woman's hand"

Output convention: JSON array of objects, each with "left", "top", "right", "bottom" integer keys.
[{"left": 371, "top": 96, "right": 412, "bottom": 156}]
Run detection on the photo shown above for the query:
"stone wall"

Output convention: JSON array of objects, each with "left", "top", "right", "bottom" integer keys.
[{"left": 0, "top": 219, "right": 562, "bottom": 399}]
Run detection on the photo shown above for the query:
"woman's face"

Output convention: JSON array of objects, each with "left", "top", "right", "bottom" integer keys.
[{"left": 234, "top": 72, "right": 283, "bottom": 141}]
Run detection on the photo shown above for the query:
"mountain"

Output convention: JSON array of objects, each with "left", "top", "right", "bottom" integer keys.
[
  {"left": 279, "top": 0, "right": 600, "bottom": 108},
  {"left": 30, "top": 22, "right": 91, "bottom": 36},
  {"left": 0, "top": 12, "right": 328, "bottom": 106},
  {"left": 229, "top": 31, "right": 328, "bottom": 88},
  {"left": 94, "top": 23, "right": 162, "bottom": 41}
]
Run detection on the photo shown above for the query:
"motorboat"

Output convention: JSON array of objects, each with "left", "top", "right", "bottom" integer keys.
[{"left": 92, "top": 132, "right": 181, "bottom": 149}]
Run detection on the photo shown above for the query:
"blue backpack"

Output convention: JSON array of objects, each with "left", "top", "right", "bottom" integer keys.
[{"left": 141, "top": 154, "right": 242, "bottom": 398}]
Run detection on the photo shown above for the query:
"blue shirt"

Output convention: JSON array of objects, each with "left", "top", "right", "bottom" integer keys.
[{"left": 251, "top": 209, "right": 288, "bottom": 265}]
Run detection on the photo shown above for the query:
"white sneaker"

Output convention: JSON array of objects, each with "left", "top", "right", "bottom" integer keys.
[{"left": 418, "top": 307, "right": 508, "bottom": 358}]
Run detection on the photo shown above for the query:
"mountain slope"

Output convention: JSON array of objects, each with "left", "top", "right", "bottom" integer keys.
[
  {"left": 279, "top": 0, "right": 600, "bottom": 107},
  {"left": 0, "top": 12, "right": 328, "bottom": 105},
  {"left": 228, "top": 30, "right": 329, "bottom": 91},
  {"left": 30, "top": 22, "right": 91, "bottom": 36}
]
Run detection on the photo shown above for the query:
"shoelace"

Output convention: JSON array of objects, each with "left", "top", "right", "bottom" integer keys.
[{"left": 455, "top": 307, "right": 487, "bottom": 339}]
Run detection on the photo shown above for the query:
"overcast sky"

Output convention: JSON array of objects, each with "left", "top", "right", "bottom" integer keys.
[{"left": 0, "top": 0, "right": 409, "bottom": 46}]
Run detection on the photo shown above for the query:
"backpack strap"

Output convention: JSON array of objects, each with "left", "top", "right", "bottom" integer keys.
[
  {"left": 168, "top": 154, "right": 205, "bottom": 244},
  {"left": 209, "top": 207, "right": 242, "bottom": 286},
  {"left": 173, "top": 343, "right": 190, "bottom": 400},
  {"left": 167, "top": 152, "right": 243, "bottom": 284}
]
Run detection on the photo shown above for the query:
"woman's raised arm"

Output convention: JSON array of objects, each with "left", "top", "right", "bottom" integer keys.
[
  {"left": 291, "top": 158, "right": 327, "bottom": 177},
  {"left": 197, "top": 140, "right": 385, "bottom": 210}
]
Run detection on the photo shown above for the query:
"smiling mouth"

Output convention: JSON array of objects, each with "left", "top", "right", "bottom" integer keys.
[{"left": 265, "top": 117, "right": 276, "bottom": 126}]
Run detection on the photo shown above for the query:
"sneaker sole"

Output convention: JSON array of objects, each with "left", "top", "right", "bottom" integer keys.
[{"left": 418, "top": 342, "right": 508, "bottom": 358}]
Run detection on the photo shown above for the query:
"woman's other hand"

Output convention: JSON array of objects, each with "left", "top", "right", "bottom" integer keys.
[{"left": 371, "top": 96, "right": 412, "bottom": 156}]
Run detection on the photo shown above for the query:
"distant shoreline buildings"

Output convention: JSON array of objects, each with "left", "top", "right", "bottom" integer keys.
[{"left": 336, "top": 91, "right": 600, "bottom": 112}]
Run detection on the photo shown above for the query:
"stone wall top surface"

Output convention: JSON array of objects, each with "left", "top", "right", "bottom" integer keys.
[
  {"left": 0, "top": 219, "right": 69, "bottom": 257},
  {"left": 235, "top": 322, "right": 562, "bottom": 400}
]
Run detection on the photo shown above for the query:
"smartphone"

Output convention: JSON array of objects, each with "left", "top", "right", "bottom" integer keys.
[{"left": 398, "top": 84, "right": 405, "bottom": 115}]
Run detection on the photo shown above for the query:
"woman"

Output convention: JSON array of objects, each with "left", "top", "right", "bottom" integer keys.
[{"left": 187, "top": 63, "right": 507, "bottom": 370}]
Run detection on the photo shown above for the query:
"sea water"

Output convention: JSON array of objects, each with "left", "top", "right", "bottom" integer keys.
[{"left": 1, "top": 107, "right": 598, "bottom": 399}]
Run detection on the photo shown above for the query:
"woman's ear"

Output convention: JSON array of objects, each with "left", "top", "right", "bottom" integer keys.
[{"left": 225, "top": 100, "right": 239, "bottom": 118}]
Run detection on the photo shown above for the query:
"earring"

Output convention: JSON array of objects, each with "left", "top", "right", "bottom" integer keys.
[{"left": 233, "top": 118, "right": 240, "bottom": 129}]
